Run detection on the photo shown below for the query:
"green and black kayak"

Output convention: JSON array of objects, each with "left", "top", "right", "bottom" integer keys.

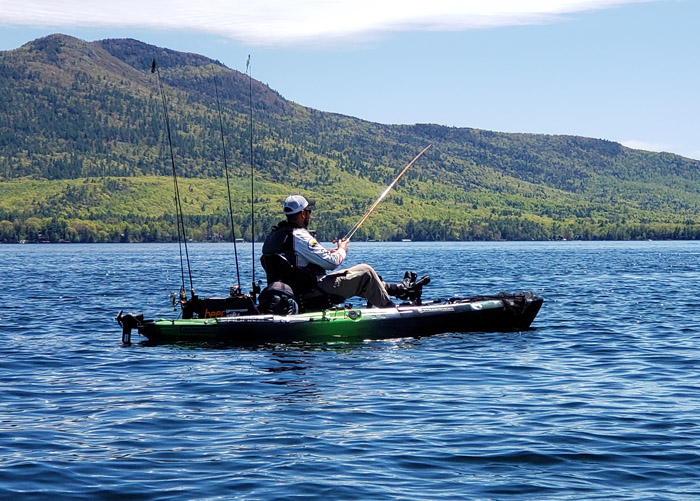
[{"left": 117, "top": 292, "right": 543, "bottom": 345}]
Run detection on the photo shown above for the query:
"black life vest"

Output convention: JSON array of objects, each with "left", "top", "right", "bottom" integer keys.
[
  {"left": 262, "top": 221, "right": 297, "bottom": 263},
  {"left": 261, "top": 221, "right": 324, "bottom": 294}
]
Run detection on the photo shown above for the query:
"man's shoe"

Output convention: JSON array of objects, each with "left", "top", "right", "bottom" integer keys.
[{"left": 387, "top": 271, "right": 430, "bottom": 305}]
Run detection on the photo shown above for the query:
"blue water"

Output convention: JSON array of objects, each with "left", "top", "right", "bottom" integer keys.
[{"left": 2, "top": 241, "right": 700, "bottom": 499}]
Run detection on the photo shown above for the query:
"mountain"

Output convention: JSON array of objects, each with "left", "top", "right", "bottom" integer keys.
[{"left": 1, "top": 33, "right": 700, "bottom": 243}]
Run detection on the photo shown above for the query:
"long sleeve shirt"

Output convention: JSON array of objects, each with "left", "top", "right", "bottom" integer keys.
[{"left": 290, "top": 227, "right": 346, "bottom": 271}]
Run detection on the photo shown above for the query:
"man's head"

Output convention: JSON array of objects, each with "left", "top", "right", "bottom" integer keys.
[{"left": 283, "top": 195, "right": 315, "bottom": 227}]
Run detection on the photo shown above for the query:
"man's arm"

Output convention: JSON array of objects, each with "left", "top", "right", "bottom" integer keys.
[{"left": 293, "top": 229, "right": 346, "bottom": 270}]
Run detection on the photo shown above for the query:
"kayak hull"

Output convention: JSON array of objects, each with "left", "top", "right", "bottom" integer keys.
[{"left": 119, "top": 292, "right": 543, "bottom": 345}]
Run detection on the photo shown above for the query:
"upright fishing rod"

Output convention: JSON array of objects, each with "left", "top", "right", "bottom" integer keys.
[
  {"left": 151, "top": 59, "right": 195, "bottom": 299},
  {"left": 212, "top": 68, "right": 242, "bottom": 291},
  {"left": 247, "top": 55, "right": 258, "bottom": 301},
  {"left": 344, "top": 144, "right": 432, "bottom": 242}
]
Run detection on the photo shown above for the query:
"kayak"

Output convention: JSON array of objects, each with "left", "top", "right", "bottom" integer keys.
[{"left": 117, "top": 291, "right": 543, "bottom": 345}]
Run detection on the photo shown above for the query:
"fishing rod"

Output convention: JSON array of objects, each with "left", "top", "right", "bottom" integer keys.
[
  {"left": 247, "top": 55, "right": 259, "bottom": 301},
  {"left": 151, "top": 58, "right": 194, "bottom": 300},
  {"left": 212, "top": 68, "right": 242, "bottom": 292},
  {"left": 344, "top": 144, "right": 432, "bottom": 242}
]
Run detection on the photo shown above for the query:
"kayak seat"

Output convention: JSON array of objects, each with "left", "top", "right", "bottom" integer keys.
[
  {"left": 260, "top": 253, "right": 316, "bottom": 290},
  {"left": 297, "top": 286, "right": 345, "bottom": 313},
  {"left": 260, "top": 253, "right": 344, "bottom": 313}
]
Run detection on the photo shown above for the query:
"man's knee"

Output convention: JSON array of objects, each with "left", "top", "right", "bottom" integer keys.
[
  {"left": 348, "top": 263, "right": 373, "bottom": 273},
  {"left": 350, "top": 263, "right": 380, "bottom": 281}
]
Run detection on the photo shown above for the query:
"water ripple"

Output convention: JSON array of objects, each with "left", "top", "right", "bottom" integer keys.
[{"left": 3, "top": 242, "right": 700, "bottom": 498}]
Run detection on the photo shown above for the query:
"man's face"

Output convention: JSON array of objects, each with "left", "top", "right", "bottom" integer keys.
[{"left": 301, "top": 208, "right": 311, "bottom": 228}]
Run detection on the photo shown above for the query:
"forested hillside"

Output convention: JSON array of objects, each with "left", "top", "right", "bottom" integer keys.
[{"left": 2, "top": 33, "right": 700, "bottom": 243}]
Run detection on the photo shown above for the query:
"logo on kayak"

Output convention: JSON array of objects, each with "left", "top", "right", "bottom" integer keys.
[{"left": 204, "top": 309, "right": 226, "bottom": 318}]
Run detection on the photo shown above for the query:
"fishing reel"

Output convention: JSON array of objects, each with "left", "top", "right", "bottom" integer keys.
[{"left": 169, "top": 287, "right": 189, "bottom": 310}]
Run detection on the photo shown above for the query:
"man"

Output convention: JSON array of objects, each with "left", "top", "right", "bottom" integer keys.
[{"left": 262, "top": 195, "right": 423, "bottom": 310}]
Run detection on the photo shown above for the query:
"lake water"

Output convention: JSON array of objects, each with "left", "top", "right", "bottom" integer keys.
[{"left": 2, "top": 241, "right": 700, "bottom": 499}]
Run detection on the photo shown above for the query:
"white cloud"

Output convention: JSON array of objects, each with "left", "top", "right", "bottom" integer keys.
[{"left": 0, "top": 0, "right": 658, "bottom": 46}]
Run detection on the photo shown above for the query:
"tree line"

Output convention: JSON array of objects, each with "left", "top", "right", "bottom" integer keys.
[{"left": 3, "top": 213, "right": 700, "bottom": 244}]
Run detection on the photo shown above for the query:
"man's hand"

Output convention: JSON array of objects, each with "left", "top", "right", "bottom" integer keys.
[{"left": 336, "top": 238, "right": 349, "bottom": 254}]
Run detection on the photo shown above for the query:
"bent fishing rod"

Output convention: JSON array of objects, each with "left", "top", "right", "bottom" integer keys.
[{"left": 343, "top": 144, "right": 432, "bottom": 242}]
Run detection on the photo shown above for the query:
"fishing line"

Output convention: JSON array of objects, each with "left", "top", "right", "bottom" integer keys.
[
  {"left": 151, "top": 59, "right": 194, "bottom": 298},
  {"left": 212, "top": 67, "right": 242, "bottom": 291}
]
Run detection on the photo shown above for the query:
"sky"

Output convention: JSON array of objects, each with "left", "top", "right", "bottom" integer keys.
[{"left": 1, "top": 0, "right": 698, "bottom": 159}]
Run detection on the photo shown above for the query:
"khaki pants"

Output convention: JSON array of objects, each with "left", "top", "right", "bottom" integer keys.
[{"left": 317, "top": 264, "right": 394, "bottom": 307}]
